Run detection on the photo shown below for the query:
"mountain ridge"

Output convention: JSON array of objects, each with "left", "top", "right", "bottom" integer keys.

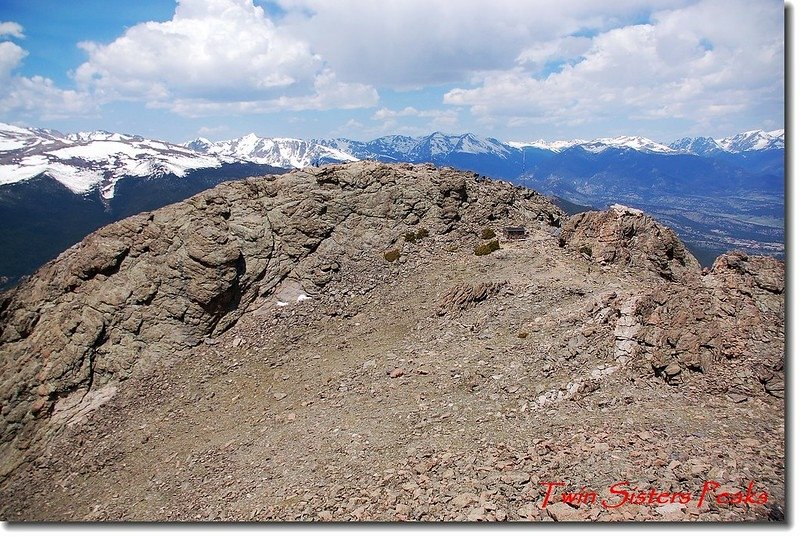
[
  {"left": 0, "top": 122, "right": 785, "bottom": 286},
  {"left": 1, "top": 123, "right": 243, "bottom": 199},
  {"left": 0, "top": 161, "right": 784, "bottom": 521},
  {"left": 1, "top": 122, "right": 785, "bottom": 196}
]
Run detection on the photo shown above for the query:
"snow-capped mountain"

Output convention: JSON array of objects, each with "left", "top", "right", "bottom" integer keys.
[
  {"left": 317, "top": 135, "right": 418, "bottom": 162},
  {"left": 507, "top": 139, "right": 589, "bottom": 152},
  {"left": 186, "top": 133, "right": 357, "bottom": 168},
  {"left": 3, "top": 123, "right": 783, "bottom": 200},
  {"left": 404, "top": 132, "right": 512, "bottom": 158},
  {"left": 0, "top": 123, "right": 237, "bottom": 199},
  {"left": 717, "top": 129, "right": 784, "bottom": 152},
  {"left": 317, "top": 132, "right": 512, "bottom": 162},
  {"left": 512, "top": 130, "right": 785, "bottom": 156},
  {"left": 511, "top": 135, "right": 678, "bottom": 154},
  {"left": 669, "top": 129, "right": 784, "bottom": 156},
  {"left": 668, "top": 136, "right": 725, "bottom": 155},
  {"left": 0, "top": 122, "right": 64, "bottom": 153},
  {"left": 579, "top": 136, "right": 679, "bottom": 154}
]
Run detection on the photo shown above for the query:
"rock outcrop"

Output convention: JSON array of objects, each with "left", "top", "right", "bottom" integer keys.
[
  {"left": 557, "top": 203, "right": 783, "bottom": 398},
  {"left": 436, "top": 281, "right": 507, "bottom": 315},
  {"left": 559, "top": 203, "right": 700, "bottom": 281},
  {"left": 624, "top": 250, "right": 784, "bottom": 395},
  {"left": 0, "top": 162, "right": 561, "bottom": 475},
  {"left": 0, "top": 162, "right": 784, "bottom": 521}
]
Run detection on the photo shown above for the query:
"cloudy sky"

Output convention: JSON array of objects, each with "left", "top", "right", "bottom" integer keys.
[{"left": 0, "top": 0, "right": 785, "bottom": 143}]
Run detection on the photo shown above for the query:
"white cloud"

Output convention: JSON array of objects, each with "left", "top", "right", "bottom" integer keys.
[
  {"left": 371, "top": 107, "right": 456, "bottom": 121},
  {"left": 275, "top": 68, "right": 377, "bottom": 110},
  {"left": 160, "top": 69, "right": 376, "bottom": 116},
  {"left": 0, "top": 24, "right": 97, "bottom": 119},
  {"left": 74, "top": 0, "right": 377, "bottom": 114},
  {"left": 370, "top": 106, "right": 459, "bottom": 135},
  {"left": 372, "top": 107, "right": 421, "bottom": 121},
  {"left": 0, "top": 1, "right": 784, "bottom": 138},
  {"left": 516, "top": 36, "right": 593, "bottom": 69},
  {"left": 443, "top": 0, "right": 783, "bottom": 136},
  {"left": 275, "top": 0, "right": 693, "bottom": 88},
  {"left": 197, "top": 124, "right": 228, "bottom": 136},
  {"left": 0, "top": 41, "right": 27, "bottom": 80},
  {"left": 0, "top": 21, "right": 24, "bottom": 39},
  {"left": 0, "top": 75, "right": 97, "bottom": 120}
]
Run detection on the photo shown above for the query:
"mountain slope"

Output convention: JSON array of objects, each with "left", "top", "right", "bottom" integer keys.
[
  {"left": 0, "top": 162, "right": 784, "bottom": 521},
  {"left": 1, "top": 123, "right": 245, "bottom": 199},
  {"left": 518, "top": 146, "right": 784, "bottom": 265},
  {"left": 511, "top": 136, "right": 678, "bottom": 154},
  {"left": 669, "top": 129, "right": 784, "bottom": 156},
  {"left": 0, "top": 123, "right": 287, "bottom": 288},
  {"left": 187, "top": 133, "right": 357, "bottom": 168}
]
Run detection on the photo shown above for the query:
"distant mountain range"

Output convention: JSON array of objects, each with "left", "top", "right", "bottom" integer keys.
[
  {"left": 0, "top": 123, "right": 284, "bottom": 288},
  {"left": 0, "top": 123, "right": 282, "bottom": 199},
  {"left": 185, "top": 133, "right": 358, "bottom": 169},
  {"left": 0, "top": 122, "right": 784, "bottom": 286},
  {"left": 2, "top": 122, "right": 783, "bottom": 196},
  {"left": 669, "top": 129, "right": 786, "bottom": 155},
  {"left": 186, "top": 129, "right": 784, "bottom": 267}
]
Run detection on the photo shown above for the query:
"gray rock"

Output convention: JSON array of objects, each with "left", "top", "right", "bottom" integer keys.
[
  {"left": 559, "top": 206, "right": 700, "bottom": 282},
  {"left": 0, "top": 162, "right": 563, "bottom": 475}
]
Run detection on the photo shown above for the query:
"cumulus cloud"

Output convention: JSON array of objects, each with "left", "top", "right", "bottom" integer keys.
[
  {"left": 372, "top": 106, "right": 455, "bottom": 121},
  {"left": 0, "top": 1, "right": 784, "bottom": 137},
  {"left": 370, "top": 106, "right": 459, "bottom": 134},
  {"left": 443, "top": 0, "right": 783, "bottom": 135},
  {"left": 0, "top": 76, "right": 97, "bottom": 120},
  {"left": 0, "top": 21, "right": 24, "bottom": 39},
  {"left": 516, "top": 36, "right": 593, "bottom": 69},
  {"left": 161, "top": 69, "right": 377, "bottom": 116},
  {"left": 74, "top": 0, "right": 377, "bottom": 114},
  {"left": 0, "top": 24, "right": 97, "bottom": 119},
  {"left": 0, "top": 41, "right": 27, "bottom": 80},
  {"left": 274, "top": 0, "right": 693, "bottom": 88}
]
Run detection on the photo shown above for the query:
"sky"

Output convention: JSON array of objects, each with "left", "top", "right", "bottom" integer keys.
[{"left": 0, "top": 0, "right": 786, "bottom": 144}]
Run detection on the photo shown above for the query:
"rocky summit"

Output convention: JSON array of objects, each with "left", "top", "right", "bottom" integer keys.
[{"left": 0, "top": 162, "right": 784, "bottom": 522}]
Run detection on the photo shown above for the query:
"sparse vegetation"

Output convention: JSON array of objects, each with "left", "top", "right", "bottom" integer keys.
[
  {"left": 384, "top": 248, "right": 401, "bottom": 262},
  {"left": 517, "top": 331, "right": 529, "bottom": 339},
  {"left": 579, "top": 245, "right": 593, "bottom": 258},
  {"left": 480, "top": 228, "right": 496, "bottom": 240},
  {"left": 403, "top": 227, "right": 431, "bottom": 243},
  {"left": 474, "top": 239, "right": 500, "bottom": 256}
]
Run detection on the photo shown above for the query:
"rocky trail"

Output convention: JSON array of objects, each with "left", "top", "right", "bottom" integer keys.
[{"left": 0, "top": 162, "right": 784, "bottom": 521}]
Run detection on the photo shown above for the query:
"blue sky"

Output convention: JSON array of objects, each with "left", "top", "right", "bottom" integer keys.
[{"left": 0, "top": 0, "right": 785, "bottom": 144}]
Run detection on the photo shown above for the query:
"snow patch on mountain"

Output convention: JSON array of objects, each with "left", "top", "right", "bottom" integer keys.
[
  {"left": 0, "top": 123, "right": 234, "bottom": 199},
  {"left": 0, "top": 122, "right": 64, "bottom": 153},
  {"left": 508, "top": 139, "right": 588, "bottom": 152},
  {"left": 509, "top": 136, "right": 676, "bottom": 154},
  {"left": 716, "top": 129, "right": 784, "bottom": 152},
  {"left": 668, "top": 136, "right": 724, "bottom": 155},
  {"left": 582, "top": 136, "right": 678, "bottom": 154},
  {"left": 188, "top": 134, "right": 358, "bottom": 168},
  {"left": 1, "top": 122, "right": 785, "bottom": 200}
]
